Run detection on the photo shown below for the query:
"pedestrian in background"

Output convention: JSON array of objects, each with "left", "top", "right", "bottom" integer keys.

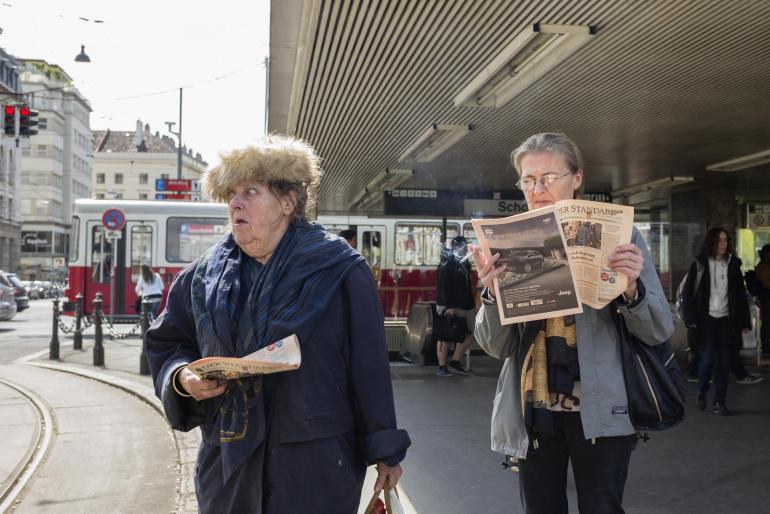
[
  {"left": 682, "top": 227, "right": 752, "bottom": 415},
  {"left": 755, "top": 244, "right": 770, "bottom": 357},
  {"left": 339, "top": 228, "right": 357, "bottom": 248},
  {"left": 435, "top": 235, "right": 475, "bottom": 376},
  {"left": 134, "top": 264, "right": 164, "bottom": 318},
  {"left": 146, "top": 135, "right": 409, "bottom": 514},
  {"left": 473, "top": 132, "right": 675, "bottom": 513}
]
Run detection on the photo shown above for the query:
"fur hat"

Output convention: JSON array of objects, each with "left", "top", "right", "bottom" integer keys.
[{"left": 203, "top": 134, "right": 323, "bottom": 203}]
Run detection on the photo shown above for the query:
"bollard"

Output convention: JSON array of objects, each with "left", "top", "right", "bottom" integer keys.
[
  {"left": 139, "top": 298, "right": 151, "bottom": 375},
  {"left": 49, "top": 297, "right": 60, "bottom": 360},
  {"left": 93, "top": 292, "right": 105, "bottom": 366},
  {"left": 73, "top": 293, "right": 83, "bottom": 350}
]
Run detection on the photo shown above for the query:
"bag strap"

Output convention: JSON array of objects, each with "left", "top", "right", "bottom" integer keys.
[
  {"left": 362, "top": 487, "right": 380, "bottom": 514},
  {"left": 383, "top": 477, "right": 399, "bottom": 513}
]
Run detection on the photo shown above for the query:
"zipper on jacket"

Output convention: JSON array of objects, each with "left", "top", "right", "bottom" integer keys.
[
  {"left": 636, "top": 354, "right": 663, "bottom": 421},
  {"left": 591, "top": 438, "right": 596, "bottom": 445},
  {"left": 533, "top": 439, "right": 539, "bottom": 450}
]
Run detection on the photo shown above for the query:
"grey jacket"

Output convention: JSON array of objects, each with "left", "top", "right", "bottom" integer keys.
[{"left": 475, "top": 227, "right": 675, "bottom": 459}]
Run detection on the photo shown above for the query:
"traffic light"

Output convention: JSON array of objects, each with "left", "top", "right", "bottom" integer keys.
[
  {"left": 19, "top": 105, "right": 38, "bottom": 137},
  {"left": 3, "top": 105, "right": 15, "bottom": 136}
]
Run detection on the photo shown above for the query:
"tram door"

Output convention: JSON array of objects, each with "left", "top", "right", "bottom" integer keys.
[
  {"left": 86, "top": 222, "right": 126, "bottom": 315},
  {"left": 357, "top": 225, "right": 385, "bottom": 283},
  {"left": 126, "top": 221, "right": 158, "bottom": 312}
]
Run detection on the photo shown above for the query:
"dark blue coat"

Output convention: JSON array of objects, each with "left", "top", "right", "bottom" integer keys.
[{"left": 146, "top": 260, "right": 410, "bottom": 513}]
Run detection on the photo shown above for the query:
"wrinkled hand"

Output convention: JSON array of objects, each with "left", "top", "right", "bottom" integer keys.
[
  {"left": 470, "top": 244, "right": 507, "bottom": 299},
  {"left": 177, "top": 367, "right": 227, "bottom": 400},
  {"left": 374, "top": 462, "right": 402, "bottom": 493},
  {"left": 608, "top": 243, "right": 644, "bottom": 298}
]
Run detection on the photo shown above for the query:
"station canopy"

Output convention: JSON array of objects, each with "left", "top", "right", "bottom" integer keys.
[{"left": 268, "top": 0, "right": 770, "bottom": 214}]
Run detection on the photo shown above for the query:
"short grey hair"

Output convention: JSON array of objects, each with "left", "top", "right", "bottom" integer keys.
[{"left": 511, "top": 132, "right": 584, "bottom": 176}]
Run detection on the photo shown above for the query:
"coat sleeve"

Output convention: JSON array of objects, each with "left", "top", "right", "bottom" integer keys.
[
  {"left": 344, "top": 263, "right": 410, "bottom": 466},
  {"left": 145, "top": 262, "right": 206, "bottom": 431},
  {"left": 474, "top": 289, "right": 520, "bottom": 360},
  {"left": 732, "top": 258, "right": 752, "bottom": 331},
  {"left": 617, "top": 227, "right": 676, "bottom": 345}
]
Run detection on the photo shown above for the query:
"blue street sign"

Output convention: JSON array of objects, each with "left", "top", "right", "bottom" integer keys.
[
  {"left": 155, "top": 178, "right": 166, "bottom": 191},
  {"left": 102, "top": 208, "right": 126, "bottom": 231}
]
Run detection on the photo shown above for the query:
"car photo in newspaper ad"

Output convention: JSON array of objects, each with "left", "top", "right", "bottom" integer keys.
[{"left": 473, "top": 207, "right": 582, "bottom": 325}]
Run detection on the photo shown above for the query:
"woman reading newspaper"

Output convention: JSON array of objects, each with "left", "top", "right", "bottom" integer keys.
[
  {"left": 471, "top": 133, "right": 674, "bottom": 514},
  {"left": 146, "top": 135, "right": 410, "bottom": 514}
]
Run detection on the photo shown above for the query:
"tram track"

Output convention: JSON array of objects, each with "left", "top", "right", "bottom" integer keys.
[{"left": 0, "top": 378, "right": 54, "bottom": 513}]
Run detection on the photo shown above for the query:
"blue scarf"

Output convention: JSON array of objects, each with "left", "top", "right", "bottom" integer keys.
[{"left": 191, "top": 220, "right": 363, "bottom": 482}]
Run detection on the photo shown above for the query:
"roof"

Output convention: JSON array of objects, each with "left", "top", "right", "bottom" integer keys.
[
  {"left": 93, "top": 124, "right": 208, "bottom": 166},
  {"left": 268, "top": 0, "right": 770, "bottom": 213}
]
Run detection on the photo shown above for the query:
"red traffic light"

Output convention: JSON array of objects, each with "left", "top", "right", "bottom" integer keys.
[
  {"left": 4, "top": 105, "right": 14, "bottom": 115},
  {"left": 20, "top": 106, "right": 30, "bottom": 116}
]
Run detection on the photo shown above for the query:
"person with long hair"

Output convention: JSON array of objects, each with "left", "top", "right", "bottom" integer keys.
[
  {"left": 472, "top": 133, "right": 674, "bottom": 513},
  {"left": 682, "top": 227, "right": 752, "bottom": 415},
  {"left": 135, "top": 264, "right": 164, "bottom": 318}
]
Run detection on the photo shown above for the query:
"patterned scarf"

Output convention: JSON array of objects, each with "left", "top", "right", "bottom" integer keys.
[
  {"left": 191, "top": 220, "right": 363, "bottom": 482},
  {"left": 520, "top": 315, "right": 580, "bottom": 434}
]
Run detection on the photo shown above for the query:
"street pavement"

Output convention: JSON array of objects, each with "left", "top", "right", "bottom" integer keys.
[{"left": 2, "top": 300, "right": 770, "bottom": 513}]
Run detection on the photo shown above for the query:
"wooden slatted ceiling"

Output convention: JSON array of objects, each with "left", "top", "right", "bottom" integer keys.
[{"left": 269, "top": 0, "right": 770, "bottom": 213}]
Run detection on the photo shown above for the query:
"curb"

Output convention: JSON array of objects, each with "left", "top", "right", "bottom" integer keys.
[{"left": 21, "top": 358, "right": 199, "bottom": 514}]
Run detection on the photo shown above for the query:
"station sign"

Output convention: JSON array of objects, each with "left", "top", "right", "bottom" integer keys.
[
  {"left": 102, "top": 208, "right": 126, "bottom": 231},
  {"left": 464, "top": 199, "right": 529, "bottom": 217},
  {"left": 155, "top": 178, "right": 201, "bottom": 192}
]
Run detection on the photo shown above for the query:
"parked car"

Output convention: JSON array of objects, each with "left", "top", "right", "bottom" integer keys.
[
  {"left": 5, "top": 273, "right": 29, "bottom": 312},
  {"left": 509, "top": 250, "right": 544, "bottom": 274},
  {"left": 21, "top": 280, "right": 40, "bottom": 299},
  {"left": 0, "top": 271, "right": 18, "bottom": 321},
  {"left": 29, "top": 281, "right": 48, "bottom": 299}
]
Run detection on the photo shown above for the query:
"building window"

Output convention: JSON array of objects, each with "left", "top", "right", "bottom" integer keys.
[
  {"left": 115, "top": 173, "right": 123, "bottom": 184},
  {"left": 138, "top": 193, "right": 148, "bottom": 200},
  {"left": 160, "top": 173, "right": 170, "bottom": 179},
  {"left": 38, "top": 118, "right": 48, "bottom": 130},
  {"left": 115, "top": 193, "right": 123, "bottom": 199},
  {"left": 96, "top": 193, "right": 105, "bottom": 199},
  {"left": 139, "top": 173, "right": 148, "bottom": 184},
  {"left": 96, "top": 173, "right": 105, "bottom": 184},
  {"left": 36, "top": 145, "right": 47, "bottom": 157}
]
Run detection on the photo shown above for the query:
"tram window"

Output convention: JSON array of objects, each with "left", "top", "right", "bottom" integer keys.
[
  {"left": 361, "top": 231, "right": 382, "bottom": 268},
  {"left": 166, "top": 217, "right": 227, "bottom": 262},
  {"left": 90, "top": 226, "right": 113, "bottom": 284},
  {"left": 70, "top": 216, "right": 79, "bottom": 262},
  {"left": 131, "top": 226, "right": 153, "bottom": 282},
  {"left": 394, "top": 223, "right": 459, "bottom": 266}
]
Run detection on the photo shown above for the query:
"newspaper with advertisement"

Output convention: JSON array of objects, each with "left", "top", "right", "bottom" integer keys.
[
  {"left": 187, "top": 334, "right": 301, "bottom": 381},
  {"left": 472, "top": 200, "right": 634, "bottom": 324}
]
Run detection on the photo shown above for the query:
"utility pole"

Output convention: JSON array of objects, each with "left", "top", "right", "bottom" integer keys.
[
  {"left": 165, "top": 86, "right": 183, "bottom": 179},
  {"left": 263, "top": 56, "right": 269, "bottom": 134}
]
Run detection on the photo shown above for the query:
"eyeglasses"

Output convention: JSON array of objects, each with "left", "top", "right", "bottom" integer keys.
[{"left": 516, "top": 171, "right": 572, "bottom": 192}]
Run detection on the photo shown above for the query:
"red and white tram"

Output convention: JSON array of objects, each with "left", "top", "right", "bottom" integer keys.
[{"left": 65, "top": 199, "right": 478, "bottom": 318}]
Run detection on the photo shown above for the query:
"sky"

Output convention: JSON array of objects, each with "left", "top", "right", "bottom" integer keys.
[{"left": 0, "top": 0, "right": 270, "bottom": 167}]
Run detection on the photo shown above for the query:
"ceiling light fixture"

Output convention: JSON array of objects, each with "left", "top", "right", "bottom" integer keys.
[
  {"left": 610, "top": 176, "right": 695, "bottom": 198},
  {"left": 706, "top": 149, "right": 770, "bottom": 172},
  {"left": 349, "top": 188, "right": 383, "bottom": 211},
  {"left": 454, "top": 23, "right": 595, "bottom": 108},
  {"left": 398, "top": 124, "right": 472, "bottom": 163},
  {"left": 366, "top": 168, "right": 414, "bottom": 192}
]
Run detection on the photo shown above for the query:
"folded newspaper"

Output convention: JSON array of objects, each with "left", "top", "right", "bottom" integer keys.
[
  {"left": 472, "top": 199, "right": 634, "bottom": 325},
  {"left": 187, "top": 334, "right": 301, "bottom": 381}
]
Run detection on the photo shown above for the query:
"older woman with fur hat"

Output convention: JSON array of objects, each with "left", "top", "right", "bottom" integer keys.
[{"left": 146, "top": 134, "right": 410, "bottom": 514}]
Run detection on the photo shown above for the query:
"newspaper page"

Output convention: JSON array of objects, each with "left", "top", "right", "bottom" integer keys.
[
  {"left": 556, "top": 200, "right": 634, "bottom": 309},
  {"left": 472, "top": 207, "right": 582, "bottom": 325},
  {"left": 187, "top": 334, "right": 301, "bottom": 381}
]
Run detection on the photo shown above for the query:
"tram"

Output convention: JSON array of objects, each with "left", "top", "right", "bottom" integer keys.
[{"left": 65, "top": 199, "right": 479, "bottom": 318}]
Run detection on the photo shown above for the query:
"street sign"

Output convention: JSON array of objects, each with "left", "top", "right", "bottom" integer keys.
[
  {"left": 106, "top": 230, "right": 122, "bottom": 239},
  {"left": 102, "top": 208, "right": 126, "bottom": 231}
]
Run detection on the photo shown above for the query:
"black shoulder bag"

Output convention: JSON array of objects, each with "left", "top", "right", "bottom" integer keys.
[{"left": 611, "top": 301, "right": 686, "bottom": 431}]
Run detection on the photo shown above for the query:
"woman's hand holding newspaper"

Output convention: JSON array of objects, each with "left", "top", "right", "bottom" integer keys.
[{"left": 470, "top": 244, "right": 507, "bottom": 299}]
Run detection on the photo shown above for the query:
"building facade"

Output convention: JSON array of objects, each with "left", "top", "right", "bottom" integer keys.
[
  {"left": 0, "top": 48, "right": 22, "bottom": 273},
  {"left": 18, "top": 59, "right": 92, "bottom": 281},
  {"left": 92, "top": 121, "right": 207, "bottom": 201}
]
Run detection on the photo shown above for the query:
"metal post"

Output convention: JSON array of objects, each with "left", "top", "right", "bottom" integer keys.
[
  {"left": 139, "top": 299, "right": 151, "bottom": 375},
  {"left": 263, "top": 56, "right": 270, "bottom": 133},
  {"left": 177, "top": 87, "right": 183, "bottom": 179},
  {"left": 49, "top": 297, "right": 60, "bottom": 360},
  {"left": 93, "top": 292, "right": 104, "bottom": 366},
  {"left": 73, "top": 293, "right": 83, "bottom": 350},
  {"left": 109, "top": 237, "right": 116, "bottom": 326}
]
